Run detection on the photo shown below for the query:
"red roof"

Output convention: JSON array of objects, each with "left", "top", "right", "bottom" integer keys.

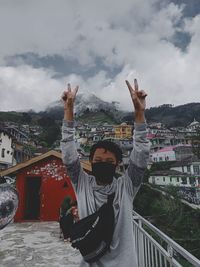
[
  {"left": 156, "top": 144, "right": 191, "bottom": 153},
  {"left": 147, "top": 133, "right": 156, "bottom": 139}
]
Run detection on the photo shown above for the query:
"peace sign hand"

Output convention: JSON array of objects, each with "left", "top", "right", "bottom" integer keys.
[
  {"left": 62, "top": 83, "right": 79, "bottom": 109},
  {"left": 125, "top": 79, "right": 147, "bottom": 112}
]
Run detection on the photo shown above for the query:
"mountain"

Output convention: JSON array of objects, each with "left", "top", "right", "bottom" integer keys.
[
  {"left": 44, "top": 93, "right": 124, "bottom": 123},
  {"left": 146, "top": 103, "right": 200, "bottom": 127},
  {"left": 46, "top": 93, "right": 118, "bottom": 115},
  {"left": 45, "top": 94, "right": 200, "bottom": 126},
  {"left": 1, "top": 96, "right": 200, "bottom": 127},
  {"left": 122, "top": 103, "right": 200, "bottom": 127}
]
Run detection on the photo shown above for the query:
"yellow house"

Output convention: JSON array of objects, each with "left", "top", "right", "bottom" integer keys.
[{"left": 114, "top": 123, "right": 133, "bottom": 139}]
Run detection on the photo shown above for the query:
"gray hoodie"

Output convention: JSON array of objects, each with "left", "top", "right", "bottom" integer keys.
[{"left": 61, "top": 121, "right": 150, "bottom": 267}]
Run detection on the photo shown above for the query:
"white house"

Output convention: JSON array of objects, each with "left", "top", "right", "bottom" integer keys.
[
  {"left": 150, "top": 145, "right": 193, "bottom": 163},
  {"left": 149, "top": 170, "right": 199, "bottom": 187},
  {"left": 0, "top": 129, "right": 14, "bottom": 169},
  {"left": 5, "top": 126, "right": 29, "bottom": 144},
  {"left": 151, "top": 146, "right": 176, "bottom": 162},
  {"left": 170, "top": 157, "right": 200, "bottom": 176},
  {"left": 187, "top": 118, "right": 200, "bottom": 132}
]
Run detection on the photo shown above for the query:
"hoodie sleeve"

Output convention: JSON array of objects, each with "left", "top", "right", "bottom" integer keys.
[
  {"left": 124, "top": 122, "right": 150, "bottom": 198},
  {"left": 60, "top": 120, "right": 84, "bottom": 190}
]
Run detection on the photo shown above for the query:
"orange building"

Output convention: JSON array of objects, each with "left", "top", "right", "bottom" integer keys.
[{"left": 114, "top": 123, "right": 133, "bottom": 139}]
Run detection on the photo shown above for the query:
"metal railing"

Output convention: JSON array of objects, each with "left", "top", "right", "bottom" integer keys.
[{"left": 133, "top": 211, "right": 200, "bottom": 267}]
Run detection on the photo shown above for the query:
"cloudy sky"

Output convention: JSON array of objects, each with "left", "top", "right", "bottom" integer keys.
[{"left": 0, "top": 0, "right": 200, "bottom": 112}]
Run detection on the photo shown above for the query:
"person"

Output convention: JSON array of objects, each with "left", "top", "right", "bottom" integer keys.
[
  {"left": 61, "top": 79, "right": 150, "bottom": 267},
  {"left": 59, "top": 196, "right": 74, "bottom": 242}
]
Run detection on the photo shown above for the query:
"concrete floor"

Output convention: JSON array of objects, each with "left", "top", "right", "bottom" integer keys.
[{"left": 0, "top": 222, "right": 81, "bottom": 267}]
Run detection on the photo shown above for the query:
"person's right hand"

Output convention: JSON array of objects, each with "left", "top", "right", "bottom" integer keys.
[{"left": 62, "top": 83, "right": 79, "bottom": 110}]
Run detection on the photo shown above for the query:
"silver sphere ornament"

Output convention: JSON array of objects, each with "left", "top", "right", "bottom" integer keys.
[{"left": 0, "top": 183, "right": 19, "bottom": 230}]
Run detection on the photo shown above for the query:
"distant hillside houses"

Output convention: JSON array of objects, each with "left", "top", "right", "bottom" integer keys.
[
  {"left": 5, "top": 125, "right": 29, "bottom": 144},
  {"left": 149, "top": 169, "right": 199, "bottom": 188},
  {"left": 0, "top": 123, "right": 34, "bottom": 170},
  {"left": 147, "top": 119, "right": 200, "bottom": 204},
  {"left": 1, "top": 116, "right": 200, "bottom": 173},
  {"left": 76, "top": 122, "right": 133, "bottom": 143},
  {"left": 186, "top": 118, "right": 200, "bottom": 132},
  {"left": 149, "top": 156, "right": 200, "bottom": 204},
  {"left": 75, "top": 119, "right": 199, "bottom": 166},
  {"left": 149, "top": 170, "right": 195, "bottom": 187},
  {"left": 114, "top": 123, "right": 133, "bottom": 139},
  {"left": 147, "top": 126, "right": 191, "bottom": 154},
  {"left": 147, "top": 119, "right": 200, "bottom": 155},
  {"left": 171, "top": 156, "right": 200, "bottom": 176},
  {"left": 0, "top": 128, "right": 14, "bottom": 169},
  {"left": 150, "top": 145, "right": 193, "bottom": 163}
]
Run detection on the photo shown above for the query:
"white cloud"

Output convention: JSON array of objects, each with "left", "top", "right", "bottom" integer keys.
[
  {"left": 0, "top": 0, "right": 200, "bottom": 112},
  {"left": 0, "top": 66, "right": 62, "bottom": 111}
]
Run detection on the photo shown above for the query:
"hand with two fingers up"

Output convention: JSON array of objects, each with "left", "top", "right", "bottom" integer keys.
[
  {"left": 62, "top": 83, "right": 79, "bottom": 122},
  {"left": 125, "top": 79, "right": 147, "bottom": 123}
]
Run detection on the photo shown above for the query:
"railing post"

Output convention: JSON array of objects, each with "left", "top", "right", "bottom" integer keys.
[
  {"left": 167, "top": 244, "right": 174, "bottom": 266},
  {"left": 138, "top": 219, "right": 145, "bottom": 267},
  {"left": 133, "top": 211, "right": 200, "bottom": 267}
]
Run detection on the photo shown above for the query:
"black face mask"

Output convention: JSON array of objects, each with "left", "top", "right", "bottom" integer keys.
[{"left": 91, "top": 162, "right": 116, "bottom": 185}]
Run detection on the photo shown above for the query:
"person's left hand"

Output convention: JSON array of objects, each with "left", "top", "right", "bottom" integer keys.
[{"left": 125, "top": 79, "right": 147, "bottom": 112}]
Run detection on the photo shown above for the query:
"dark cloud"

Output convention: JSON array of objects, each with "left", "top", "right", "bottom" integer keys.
[
  {"left": 172, "top": 31, "right": 191, "bottom": 51},
  {"left": 171, "top": 0, "right": 200, "bottom": 17},
  {"left": 5, "top": 53, "right": 122, "bottom": 79}
]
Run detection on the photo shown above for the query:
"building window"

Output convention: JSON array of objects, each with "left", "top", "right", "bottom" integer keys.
[
  {"left": 159, "top": 157, "right": 163, "bottom": 161},
  {"left": 187, "top": 166, "right": 190, "bottom": 173},
  {"left": 182, "top": 177, "right": 187, "bottom": 184},
  {"left": 163, "top": 177, "right": 165, "bottom": 182},
  {"left": 177, "top": 177, "right": 179, "bottom": 182},
  {"left": 170, "top": 177, "right": 172, "bottom": 182},
  {"left": 193, "top": 166, "right": 200, "bottom": 175},
  {"left": 1, "top": 148, "right": 5, "bottom": 158},
  {"left": 189, "top": 177, "right": 195, "bottom": 185}
]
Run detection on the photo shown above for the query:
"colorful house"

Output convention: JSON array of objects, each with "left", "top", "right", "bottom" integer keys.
[
  {"left": 150, "top": 145, "right": 193, "bottom": 163},
  {"left": 0, "top": 150, "right": 91, "bottom": 222},
  {"left": 114, "top": 123, "right": 132, "bottom": 139}
]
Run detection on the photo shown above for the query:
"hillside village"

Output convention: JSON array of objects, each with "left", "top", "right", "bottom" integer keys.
[
  {"left": 1, "top": 105, "right": 200, "bottom": 264},
  {"left": 1, "top": 113, "right": 200, "bottom": 205}
]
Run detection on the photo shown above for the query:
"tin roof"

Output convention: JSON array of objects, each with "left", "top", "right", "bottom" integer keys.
[{"left": 150, "top": 169, "right": 188, "bottom": 176}]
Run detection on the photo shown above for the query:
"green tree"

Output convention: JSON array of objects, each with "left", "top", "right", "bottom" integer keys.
[
  {"left": 38, "top": 116, "right": 55, "bottom": 127},
  {"left": 37, "top": 116, "right": 61, "bottom": 147},
  {"left": 22, "top": 112, "right": 32, "bottom": 124}
]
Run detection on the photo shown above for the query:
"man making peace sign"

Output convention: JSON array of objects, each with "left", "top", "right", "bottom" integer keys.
[{"left": 61, "top": 79, "right": 150, "bottom": 267}]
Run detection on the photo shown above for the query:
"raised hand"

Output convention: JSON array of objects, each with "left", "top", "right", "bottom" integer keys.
[
  {"left": 62, "top": 83, "right": 79, "bottom": 109},
  {"left": 125, "top": 79, "right": 147, "bottom": 112},
  {"left": 125, "top": 79, "right": 147, "bottom": 123},
  {"left": 62, "top": 83, "right": 79, "bottom": 121}
]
